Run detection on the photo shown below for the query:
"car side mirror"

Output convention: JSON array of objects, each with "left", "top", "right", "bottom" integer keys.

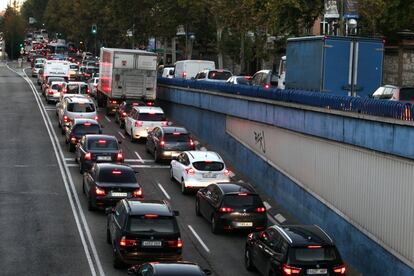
[
  {"left": 173, "top": 210, "right": 180, "bottom": 216},
  {"left": 118, "top": 140, "right": 122, "bottom": 144},
  {"left": 134, "top": 170, "right": 139, "bottom": 174},
  {"left": 203, "top": 269, "right": 212, "bottom": 275},
  {"left": 100, "top": 124, "right": 104, "bottom": 128},
  {"left": 105, "top": 207, "right": 114, "bottom": 215},
  {"left": 191, "top": 77, "right": 195, "bottom": 80},
  {"left": 167, "top": 121, "right": 173, "bottom": 126},
  {"left": 127, "top": 266, "right": 139, "bottom": 275}
]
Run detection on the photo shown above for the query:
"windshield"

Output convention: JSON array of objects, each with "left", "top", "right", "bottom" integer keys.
[
  {"left": 87, "top": 138, "right": 118, "bottom": 150},
  {"left": 128, "top": 216, "right": 178, "bottom": 234},
  {"left": 192, "top": 161, "right": 224, "bottom": 171},
  {"left": 67, "top": 103, "right": 95, "bottom": 112},
  {"left": 67, "top": 84, "right": 88, "bottom": 94},
  {"left": 208, "top": 71, "right": 232, "bottom": 80},
  {"left": 72, "top": 124, "right": 100, "bottom": 135},
  {"left": 51, "top": 83, "right": 65, "bottom": 91},
  {"left": 288, "top": 247, "right": 338, "bottom": 263},
  {"left": 235, "top": 77, "right": 250, "bottom": 85},
  {"left": 138, "top": 113, "right": 166, "bottom": 121},
  {"left": 164, "top": 133, "right": 190, "bottom": 142},
  {"left": 222, "top": 194, "right": 262, "bottom": 208},
  {"left": 98, "top": 169, "right": 136, "bottom": 183}
]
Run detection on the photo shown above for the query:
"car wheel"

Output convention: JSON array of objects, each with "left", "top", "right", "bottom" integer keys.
[
  {"left": 154, "top": 149, "right": 160, "bottom": 162},
  {"left": 245, "top": 248, "right": 256, "bottom": 271},
  {"left": 79, "top": 162, "right": 85, "bottom": 174},
  {"left": 181, "top": 180, "right": 187, "bottom": 194},
  {"left": 87, "top": 196, "right": 94, "bottom": 211},
  {"left": 61, "top": 127, "right": 65, "bottom": 135},
  {"left": 195, "top": 198, "right": 201, "bottom": 217},
  {"left": 211, "top": 215, "right": 220, "bottom": 234},
  {"left": 106, "top": 229, "right": 111, "bottom": 244},
  {"left": 130, "top": 129, "right": 135, "bottom": 142},
  {"left": 113, "top": 250, "right": 124, "bottom": 269},
  {"left": 114, "top": 114, "right": 119, "bottom": 124},
  {"left": 170, "top": 168, "right": 174, "bottom": 181},
  {"left": 82, "top": 180, "right": 86, "bottom": 195},
  {"left": 68, "top": 143, "right": 75, "bottom": 152}
]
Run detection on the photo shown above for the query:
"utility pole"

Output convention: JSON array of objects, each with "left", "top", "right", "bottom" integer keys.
[
  {"left": 132, "top": 24, "right": 135, "bottom": 49},
  {"left": 339, "top": 0, "right": 345, "bottom": 36}
]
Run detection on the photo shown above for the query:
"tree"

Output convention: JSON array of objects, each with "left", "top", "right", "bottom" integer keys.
[
  {"left": 20, "top": 0, "right": 49, "bottom": 28},
  {"left": 2, "top": 3, "right": 25, "bottom": 59}
]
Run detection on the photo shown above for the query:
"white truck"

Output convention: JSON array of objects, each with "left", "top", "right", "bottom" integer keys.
[{"left": 97, "top": 48, "right": 158, "bottom": 114}]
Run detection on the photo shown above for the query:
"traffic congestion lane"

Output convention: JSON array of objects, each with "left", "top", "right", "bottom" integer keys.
[
  {"left": 24, "top": 66, "right": 260, "bottom": 276},
  {"left": 0, "top": 65, "right": 93, "bottom": 275}
]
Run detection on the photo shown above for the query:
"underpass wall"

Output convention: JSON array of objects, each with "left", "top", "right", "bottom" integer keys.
[{"left": 158, "top": 84, "right": 414, "bottom": 276}]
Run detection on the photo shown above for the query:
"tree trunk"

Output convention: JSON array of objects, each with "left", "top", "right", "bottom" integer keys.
[
  {"left": 217, "top": 27, "right": 223, "bottom": 69},
  {"left": 240, "top": 32, "right": 245, "bottom": 74}
]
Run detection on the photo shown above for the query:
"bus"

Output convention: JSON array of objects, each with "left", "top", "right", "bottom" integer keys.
[{"left": 47, "top": 42, "right": 67, "bottom": 55}]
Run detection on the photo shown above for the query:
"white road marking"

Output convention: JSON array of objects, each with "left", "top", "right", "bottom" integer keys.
[
  {"left": 263, "top": 201, "right": 272, "bottom": 210},
  {"left": 117, "top": 131, "right": 125, "bottom": 139},
  {"left": 157, "top": 182, "right": 171, "bottom": 200},
  {"left": 124, "top": 158, "right": 154, "bottom": 163},
  {"left": 15, "top": 66, "right": 105, "bottom": 276},
  {"left": 134, "top": 151, "right": 144, "bottom": 163},
  {"left": 274, "top": 213, "right": 286, "bottom": 224},
  {"left": 267, "top": 214, "right": 278, "bottom": 225},
  {"left": 67, "top": 164, "right": 78, "bottom": 167},
  {"left": 187, "top": 225, "right": 210, "bottom": 253},
  {"left": 104, "top": 115, "right": 111, "bottom": 122},
  {"left": 129, "top": 164, "right": 170, "bottom": 169},
  {"left": 44, "top": 108, "right": 56, "bottom": 111},
  {"left": 14, "top": 164, "right": 29, "bottom": 168}
]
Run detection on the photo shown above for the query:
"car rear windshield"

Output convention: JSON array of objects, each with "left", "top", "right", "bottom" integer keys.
[
  {"left": 67, "top": 103, "right": 95, "bottom": 112},
  {"left": 399, "top": 88, "right": 414, "bottom": 101},
  {"left": 70, "top": 65, "right": 79, "bottom": 70},
  {"left": 164, "top": 133, "right": 189, "bottom": 142},
  {"left": 35, "top": 64, "right": 43, "bottom": 68},
  {"left": 98, "top": 168, "right": 136, "bottom": 183},
  {"left": 51, "top": 84, "right": 65, "bottom": 91},
  {"left": 289, "top": 247, "right": 338, "bottom": 263},
  {"left": 88, "top": 139, "right": 118, "bottom": 150},
  {"left": 67, "top": 84, "right": 88, "bottom": 94},
  {"left": 208, "top": 71, "right": 232, "bottom": 80},
  {"left": 222, "top": 194, "right": 262, "bottom": 207},
  {"left": 192, "top": 161, "right": 224, "bottom": 171},
  {"left": 128, "top": 216, "right": 178, "bottom": 234},
  {"left": 235, "top": 77, "right": 250, "bottom": 85},
  {"left": 138, "top": 113, "right": 166, "bottom": 121},
  {"left": 72, "top": 124, "right": 100, "bottom": 135},
  {"left": 48, "top": 77, "right": 64, "bottom": 83}
]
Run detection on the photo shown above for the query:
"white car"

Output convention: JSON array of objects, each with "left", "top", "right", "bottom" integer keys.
[
  {"left": 125, "top": 106, "right": 168, "bottom": 141},
  {"left": 45, "top": 81, "right": 67, "bottom": 104},
  {"left": 66, "top": 81, "right": 89, "bottom": 95},
  {"left": 170, "top": 151, "right": 231, "bottom": 194},
  {"left": 31, "top": 63, "right": 43, "bottom": 77},
  {"left": 87, "top": 77, "right": 99, "bottom": 97},
  {"left": 194, "top": 69, "right": 233, "bottom": 82},
  {"left": 57, "top": 95, "right": 98, "bottom": 134}
]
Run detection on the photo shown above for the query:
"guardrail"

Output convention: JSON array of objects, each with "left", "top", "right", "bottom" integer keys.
[{"left": 158, "top": 78, "right": 413, "bottom": 121}]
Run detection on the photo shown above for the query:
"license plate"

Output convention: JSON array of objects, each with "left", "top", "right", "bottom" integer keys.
[
  {"left": 307, "top": 268, "right": 327, "bottom": 275},
  {"left": 236, "top": 222, "right": 253, "bottom": 227},
  {"left": 202, "top": 173, "right": 216, "bottom": 178},
  {"left": 142, "top": 240, "right": 162, "bottom": 247},
  {"left": 110, "top": 192, "right": 127, "bottom": 197},
  {"left": 97, "top": 156, "right": 111, "bottom": 161}
]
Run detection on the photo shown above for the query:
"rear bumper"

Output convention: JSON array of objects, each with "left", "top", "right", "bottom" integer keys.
[
  {"left": 217, "top": 216, "right": 267, "bottom": 231},
  {"left": 159, "top": 150, "right": 182, "bottom": 160},
  {"left": 184, "top": 178, "right": 230, "bottom": 188},
  {"left": 119, "top": 251, "right": 182, "bottom": 265}
]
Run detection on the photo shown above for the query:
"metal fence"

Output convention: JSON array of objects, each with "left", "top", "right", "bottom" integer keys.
[{"left": 158, "top": 78, "right": 413, "bottom": 121}]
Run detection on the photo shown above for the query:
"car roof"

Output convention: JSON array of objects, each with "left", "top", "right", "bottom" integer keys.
[
  {"left": 95, "top": 163, "right": 133, "bottom": 172},
  {"left": 50, "top": 81, "right": 66, "bottom": 85},
  {"left": 215, "top": 182, "right": 256, "bottom": 194},
  {"left": 272, "top": 225, "right": 334, "bottom": 247},
  {"left": 84, "top": 134, "right": 117, "bottom": 141},
  {"left": 67, "top": 81, "right": 88, "bottom": 85},
  {"left": 66, "top": 96, "right": 93, "bottom": 103},
  {"left": 125, "top": 199, "right": 173, "bottom": 216},
  {"left": 186, "top": 151, "right": 223, "bottom": 162},
  {"left": 62, "top": 94, "right": 87, "bottom": 100},
  {"left": 73, "top": 118, "right": 99, "bottom": 125},
  {"left": 152, "top": 262, "right": 203, "bottom": 275},
  {"left": 160, "top": 126, "right": 188, "bottom": 134},
  {"left": 133, "top": 106, "right": 164, "bottom": 113}
]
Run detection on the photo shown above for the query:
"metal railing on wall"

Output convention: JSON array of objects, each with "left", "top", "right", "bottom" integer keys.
[{"left": 158, "top": 78, "right": 413, "bottom": 121}]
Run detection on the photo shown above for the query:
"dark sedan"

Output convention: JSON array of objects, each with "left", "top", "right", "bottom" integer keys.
[
  {"left": 196, "top": 182, "right": 267, "bottom": 234},
  {"left": 75, "top": 134, "right": 124, "bottom": 173},
  {"left": 83, "top": 163, "right": 143, "bottom": 211},
  {"left": 65, "top": 119, "right": 102, "bottom": 152}
]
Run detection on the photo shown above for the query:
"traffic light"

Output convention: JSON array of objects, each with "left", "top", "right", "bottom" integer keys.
[{"left": 91, "top": 24, "right": 97, "bottom": 34}]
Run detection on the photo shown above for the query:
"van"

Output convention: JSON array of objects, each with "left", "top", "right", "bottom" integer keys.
[
  {"left": 174, "top": 60, "right": 215, "bottom": 79},
  {"left": 43, "top": 60, "right": 70, "bottom": 84}
]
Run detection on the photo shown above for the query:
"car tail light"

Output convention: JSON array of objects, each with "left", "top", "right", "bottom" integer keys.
[
  {"left": 247, "top": 233, "right": 254, "bottom": 240},
  {"left": 308, "top": 245, "right": 322, "bottom": 249},
  {"left": 167, "top": 238, "right": 183, "bottom": 248},
  {"left": 185, "top": 168, "right": 195, "bottom": 176},
  {"left": 238, "top": 192, "right": 248, "bottom": 196},
  {"left": 282, "top": 264, "right": 301, "bottom": 275},
  {"left": 159, "top": 140, "right": 165, "bottom": 147},
  {"left": 333, "top": 265, "right": 346, "bottom": 275},
  {"left": 121, "top": 112, "right": 127, "bottom": 117},
  {"left": 224, "top": 169, "right": 230, "bottom": 176},
  {"left": 182, "top": 71, "right": 187, "bottom": 78},
  {"left": 94, "top": 186, "right": 106, "bottom": 196},
  {"left": 255, "top": 207, "right": 266, "bottom": 213},
  {"left": 112, "top": 170, "right": 122, "bottom": 175},
  {"left": 161, "top": 121, "right": 168, "bottom": 126},
  {"left": 70, "top": 136, "right": 77, "bottom": 143},
  {"left": 62, "top": 88, "right": 67, "bottom": 93},
  {"left": 119, "top": 236, "right": 136, "bottom": 247},
  {"left": 87, "top": 88, "right": 90, "bottom": 94},
  {"left": 144, "top": 214, "right": 159, "bottom": 218},
  {"left": 84, "top": 152, "right": 92, "bottom": 160},
  {"left": 264, "top": 84, "right": 271, "bottom": 89},
  {"left": 98, "top": 140, "right": 107, "bottom": 144},
  {"left": 135, "top": 121, "right": 143, "bottom": 127},
  {"left": 47, "top": 89, "right": 53, "bottom": 95},
  {"left": 116, "top": 152, "right": 124, "bottom": 162},
  {"left": 189, "top": 139, "right": 194, "bottom": 147},
  {"left": 146, "top": 102, "right": 154, "bottom": 106},
  {"left": 84, "top": 122, "right": 91, "bottom": 126},
  {"left": 94, "top": 115, "right": 99, "bottom": 121},
  {"left": 219, "top": 207, "right": 234, "bottom": 213},
  {"left": 132, "top": 188, "right": 143, "bottom": 197}
]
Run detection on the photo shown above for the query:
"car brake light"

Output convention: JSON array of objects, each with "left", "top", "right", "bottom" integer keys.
[
  {"left": 84, "top": 152, "right": 92, "bottom": 160},
  {"left": 87, "top": 88, "right": 90, "bottom": 93},
  {"left": 282, "top": 264, "right": 301, "bottom": 275},
  {"left": 63, "top": 115, "right": 71, "bottom": 123},
  {"left": 333, "top": 265, "right": 346, "bottom": 274},
  {"left": 135, "top": 121, "right": 143, "bottom": 127},
  {"left": 219, "top": 207, "right": 234, "bottom": 213},
  {"left": 111, "top": 100, "right": 117, "bottom": 104},
  {"left": 132, "top": 189, "right": 143, "bottom": 197},
  {"left": 264, "top": 84, "right": 271, "bottom": 89},
  {"left": 182, "top": 71, "right": 187, "bottom": 78},
  {"left": 160, "top": 140, "right": 165, "bottom": 147},
  {"left": 255, "top": 207, "right": 266, "bottom": 213},
  {"left": 94, "top": 115, "right": 99, "bottom": 121},
  {"left": 121, "top": 112, "right": 127, "bottom": 117},
  {"left": 172, "top": 132, "right": 180, "bottom": 135},
  {"left": 119, "top": 236, "right": 136, "bottom": 247},
  {"left": 112, "top": 170, "right": 122, "bottom": 175},
  {"left": 189, "top": 139, "right": 194, "bottom": 147},
  {"left": 185, "top": 168, "right": 195, "bottom": 176},
  {"left": 70, "top": 136, "right": 77, "bottom": 143},
  {"left": 98, "top": 140, "right": 107, "bottom": 144},
  {"left": 48, "top": 90, "right": 53, "bottom": 95},
  {"left": 84, "top": 122, "right": 91, "bottom": 126},
  {"left": 167, "top": 238, "right": 183, "bottom": 248},
  {"left": 224, "top": 169, "right": 230, "bottom": 176},
  {"left": 146, "top": 102, "right": 154, "bottom": 106},
  {"left": 308, "top": 245, "right": 322, "bottom": 249},
  {"left": 116, "top": 152, "right": 123, "bottom": 161},
  {"left": 238, "top": 192, "right": 248, "bottom": 196},
  {"left": 144, "top": 214, "right": 159, "bottom": 218},
  {"left": 95, "top": 186, "right": 106, "bottom": 196}
]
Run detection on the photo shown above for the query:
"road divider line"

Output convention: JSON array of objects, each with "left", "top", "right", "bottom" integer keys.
[
  {"left": 157, "top": 182, "right": 171, "bottom": 200},
  {"left": 15, "top": 66, "right": 105, "bottom": 276},
  {"left": 117, "top": 131, "right": 125, "bottom": 139},
  {"left": 104, "top": 115, "right": 111, "bottom": 122},
  {"left": 263, "top": 201, "right": 272, "bottom": 210},
  {"left": 274, "top": 213, "right": 286, "bottom": 224},
  {"left": 129, "top": 164, "right": 170, "bottom": 169},
  {"left": 188, "top": 225, "right": 210, "bottom": 253},
  {"left": 134, "top": 151, "right": 144, "bottom": 163},
  {"left": 124, "top": 158, "right": 154, "bottom": 163},
  {"left": 67, "top": 164, "right": 78, "bottom": 167}
]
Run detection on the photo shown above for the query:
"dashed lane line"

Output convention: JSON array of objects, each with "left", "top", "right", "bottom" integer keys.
[
  {"left": 157, "top": 182, "right": 171, "bottom": 200},
  {"left": 117, "top": 131, "right": 125, "bottom": 139},
  {"left": 187, "top": 225, "right": 210, "bottom": 253}
]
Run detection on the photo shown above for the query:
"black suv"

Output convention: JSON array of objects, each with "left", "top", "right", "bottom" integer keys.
[
  {"left": 146, "top": 126, "right": 195, "bottom": 162},
  {"left": 83, "top": 163, "right": 143, "bottom": 211},
  {"left": 245, "top": 225, "right": 346, "bottom": 276},
  {"left": 65, "top": 118, "right": 102, "bottom": 152},
  {"left": 195, "top": 182, "right": 267, "bottom": 234},
  {"left": 107, "top": 199, "right": 182, "bottom": 268}
]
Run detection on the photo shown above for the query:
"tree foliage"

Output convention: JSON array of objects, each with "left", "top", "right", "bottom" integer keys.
[{"left": 2, "top": 3, "right": 25, "bottom": 59}]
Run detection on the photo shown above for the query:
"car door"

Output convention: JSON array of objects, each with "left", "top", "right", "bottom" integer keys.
[
  {"left": 172, "top": 153, "right": 185, "bottom": 181},
  {"left": 84, "top": 165, "right": 96, "bottom": 195},
  {"left": 77, "top": 136, "right": 87, "bottom": 161},
  {"left": 180, "top": 153, "right": 191, "bottom": 182},
  {"left": 152, "top": 128, "right": 162, "bottom": 152},
  {"left": 199, "top": 185, "right": 214, "bottom": 218},
  {"left": 205, "top": 185, "right": 221, "bottom": 219},
  {"left": 125, "top": 108, "right": 135, "bottom": 134},
  {"left": 255, "top": 229, "right": 280, "bottom": 275}
]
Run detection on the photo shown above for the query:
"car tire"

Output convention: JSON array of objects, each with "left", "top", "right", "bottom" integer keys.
[
  {"left": 79, "top": 162, "right": 85, "bottom": 174},
  {"left": 154, "top": 149, "right": 160, "bottom": 163},
  {"left": 170, "top": 168, "right": 174, "bottom": 181},
  {"left": 211, "top": 215, "right": 220, "bottom": 234},
  {"left": 245, "top": 248, "right": 256, "bottom": 271},
  {"left": 130, "top": 129, "right": 135, "bottom": 143},
  {"left": 68, "top": 143, "right": 75, "bottom": 152},
  {"left": 195, "top": 198, "right": 201, "bottom": 217},
  {"left": 61, "top": 127, "right": 65, "bottom": 135},
  {"left": 82, "top": 180, "right": 86, "bottom": 195},
  {"left": 106, "top": 229, "right": 111, "bottom": 244},
  {"left": 87, "top": 196, "right": 94, "bottom": 211},
  {"left": 113, "top": 251, "right": 124, "bottom": 269},
  {"left": 181, "top": 180, "right": 187, "bottom": 194}
]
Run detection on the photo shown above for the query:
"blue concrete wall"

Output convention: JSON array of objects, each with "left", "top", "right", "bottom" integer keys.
[{"left": 158, "top": 85, "right": 414, "bottom": 276}]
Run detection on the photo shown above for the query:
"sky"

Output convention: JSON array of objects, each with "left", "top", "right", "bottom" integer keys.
[{"left": 0, "top": 0, "right": 24, "bottom": 12}]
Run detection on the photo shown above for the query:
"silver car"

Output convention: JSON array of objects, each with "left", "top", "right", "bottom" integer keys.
[{"left": 45, "top": 81, "right": 67, "bottom": 104}]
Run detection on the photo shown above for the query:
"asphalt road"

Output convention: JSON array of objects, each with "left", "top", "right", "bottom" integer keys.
[{"left": 0, "top": 62, "right": 263, "bottom": 276}]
